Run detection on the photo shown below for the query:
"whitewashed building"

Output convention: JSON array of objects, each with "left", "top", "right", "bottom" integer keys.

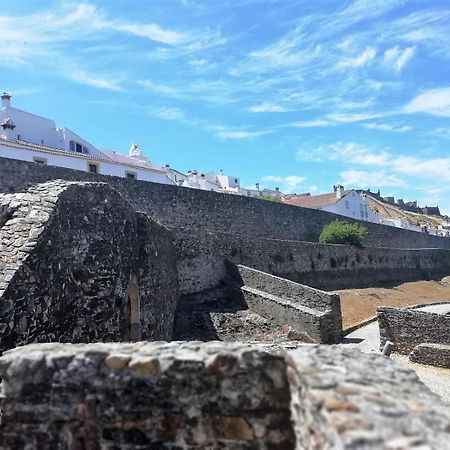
[
  {"left": 0, "top": 93, "right": 173, "bottom": 184},
  {"left": 284, "top": 185, "right": 380, "bottom": 223}
]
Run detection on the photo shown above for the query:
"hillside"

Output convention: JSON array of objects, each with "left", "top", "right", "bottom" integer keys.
[{"left": 367, "top": 195, "right": 447, "bottom": 229}]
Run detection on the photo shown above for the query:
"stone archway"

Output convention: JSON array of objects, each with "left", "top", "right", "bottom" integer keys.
[{"left": 127, "top": 277, "right": 141, "bottom": 341}]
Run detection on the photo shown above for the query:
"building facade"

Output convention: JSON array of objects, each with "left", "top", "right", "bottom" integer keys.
[{"left": 0, "top": 93, "right": 173, "bottom": 184}]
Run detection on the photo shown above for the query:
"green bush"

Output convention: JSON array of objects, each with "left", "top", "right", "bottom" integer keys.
[{"left": 319, "top": 220, "right": 366, "bottom": 247}]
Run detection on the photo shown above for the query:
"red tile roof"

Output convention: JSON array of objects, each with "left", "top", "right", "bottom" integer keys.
[{"left": 283, "top": 191, "right": 351, "bottom": 208}]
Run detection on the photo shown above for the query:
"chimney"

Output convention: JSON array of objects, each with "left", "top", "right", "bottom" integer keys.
[
  {"left": 1, "top": 92, "right": 11, "bottom": 108},
  {"left": 335, "top": 184, "right": 344, "bottom": 199},
  {"left": 256, "top": 182, "right": 260, "bottom": 191},
  {"left": 220, "top": 169, "right": 224, "bottom": 175},
  {"left": 275, "top": 187, "right": 279, "bottom": 192}
]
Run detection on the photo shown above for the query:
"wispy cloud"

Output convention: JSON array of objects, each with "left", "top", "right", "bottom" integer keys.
[
  {"left": 383, "top": 46, "right": 415, "bottom": 72},
  {"left": 290, "top": 119, "right": 332, "bottom": 128},
  {"left": 249, "top": 103, "right": 290, "bottom": 113},
  {"left": 404, "top": 87, "right": 450, "bottom": 117},
  {"left": 340, "top": 169, "right": 406, "bottom": 188},
  {"left": 216, "top": 129, "right": 273, "bottom": 140},
  {"left": 148, "top": 106, "right": 186, "bottom": 121},
  {"left": 362, "top": 122, "right": 412, "bottom": 132},
  {"left": 262, "top": 174, "right": 306, "bottom": 193},
  {"left": 338, "top": 47, "right": 377, "bottom": 68}
]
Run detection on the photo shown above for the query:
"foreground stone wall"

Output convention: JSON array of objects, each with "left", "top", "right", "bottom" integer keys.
[
  {"left": 378, "top": 306, "right": 450, "bottom": 354},
  {"left": 0, "top": 181, "right": 179, "bottom": 352},
  {"left": 176, "top": 228, "right": 450, "bottom": 294},
  {"left": 1, "top": 156, "right": 449, "bottom": 250},
  {"left": 1, "top": 342, "right": 449, "bottom": 449}
]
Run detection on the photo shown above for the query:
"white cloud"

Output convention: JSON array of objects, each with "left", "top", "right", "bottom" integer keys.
[
  {"left": 290, "top": 119, "right": 332, "bottom": 128},
  {"left": 363, "top": 122, "right": 412, "bottom": 132},
  {"left": 148, "top": 106, "right": 186, "bottom": 121},
  {"left": 262, "top": 175, "right": 306, "bottom": 188},
  {"left": 384, "top": 46, "right": 415, "bottom": 72},
  {"left": 327, "top": 112, "right": 381, "bottom": 123},
  {"left": 340, "top": 169, "right": 406, "bottom": 188},
  {"left": 249, "top": 103, "right": 289, "bottom": 113},
  {"left": 339, "top": 47, "right": 376, "bottom": 68},
  {"left": 138, "top": 80, "right": 181, "bottom": 98},
  {"left": 216, "top": 129, "right": 272, "bottom": 140},
  {"left": 112, "top": 23, "right": 185, "bottom": 45},
  {"left": 62, "top": 68, "right": 123, "bottom": 91},
  {"left": 404, "top": 87, "right": 450, "bottom": 117}
]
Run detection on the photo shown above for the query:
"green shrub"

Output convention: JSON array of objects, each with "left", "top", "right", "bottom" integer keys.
[{"left": 319, "top": 220, "right": 366, "bottom": 247}]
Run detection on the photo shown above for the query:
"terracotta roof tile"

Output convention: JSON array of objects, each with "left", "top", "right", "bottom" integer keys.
[{"left": 284, "top": 191, "right": 351, "bottom": 208}]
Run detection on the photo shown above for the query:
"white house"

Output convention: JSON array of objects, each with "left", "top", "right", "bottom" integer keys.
[
  {"left": 0, "top": 93, "right": 174, "bottom": 184},
  {"left": 283, "top": 185, "right": 380, "bottom": 223}
]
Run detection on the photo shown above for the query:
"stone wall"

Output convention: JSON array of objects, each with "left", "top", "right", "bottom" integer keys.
[
  {"left": 0, "top": 181, "right": 179, "bottom": 352},
  {"left": 1, "top": 342, "right": 449, "bottom": 449},
  {"left": 409, "top": 343, "right": 450, "bottom": 369},
  {"left": 176, "top": 228, "right": 450, "bottom": 294},
  {"left": 226, "top": 264, "right": 343, "bottom": 344},
  {"left": 377, "top": 306, "right": 450, "bottom": 354},
  {"left": 1, "top": 156, "right": 449, "bottom": 250}
]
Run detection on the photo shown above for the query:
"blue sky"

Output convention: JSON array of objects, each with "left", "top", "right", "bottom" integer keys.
[{"left": 1, "top": 0, "right": 450, "bottom": 212}]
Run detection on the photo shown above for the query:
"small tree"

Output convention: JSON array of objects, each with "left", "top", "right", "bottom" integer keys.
[{"left": 319, "top": 219, "right": 366, "bottom": 247}]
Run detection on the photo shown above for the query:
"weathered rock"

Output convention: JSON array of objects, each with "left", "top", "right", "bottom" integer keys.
[
  {"left": 0, "top": 342, "right": 449, "bottom": 449},
  {"left": 410, "top": 343, "right": 450, "bottom": 368}
]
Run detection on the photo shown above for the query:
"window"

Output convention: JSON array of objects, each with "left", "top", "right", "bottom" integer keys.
[
  {"left": 17, "top": 134, "right": 21, "bottom": 140},
  {"left": 345, "top": 200, "right": 349, "bottom": 209},
  {"left": 70, "top": 140, "right": 89, "bottom": 154},
  {"left": 360, "top": 204, "right": 364, "bottom": 217},
  {"left": 126, "top": 171, "right": 137, "bottom": 179},
  {"left": 33, "top": 156, "right": 47, "bottom": 165},
  {"left": 364, "top": 205, "right": 368, "bottom": 218},
  {"left": 88, "top": 163, "right": 99, "bottom": 174}
]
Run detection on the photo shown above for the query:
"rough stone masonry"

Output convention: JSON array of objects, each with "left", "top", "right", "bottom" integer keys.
[
  {"left": 0, "top": 342, "right": 449, "bottom": 449},
  {"left": 0, "top": 180, "right": 179, "bottom": 352}
]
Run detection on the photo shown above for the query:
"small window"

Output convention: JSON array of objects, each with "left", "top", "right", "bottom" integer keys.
[
  {"left": 88, "top": 163, "right": 99, "bottom": 173},
  {"left": 17, "top": 134, "right": 21, "bottom": 140},
  {"left": 235, "top": 178, "right": 238, "bottom": 183},
  {"left": 69, "top": 141, "right": 75, "bottom": 152},
  {"left": 33, "top": 156, "right": 47, "bottom": 165},
  {"left": 82, "top": 145, "right": 89, "bottom": 154},
  {"left": 76, "top": 143, "right": 83, "bottom": 153},
  {"left": 345, "top": 200, "right": 349, "bottom": 209},
  {"left": 126, "top": 171, "right": 137, "bottom": 179}
]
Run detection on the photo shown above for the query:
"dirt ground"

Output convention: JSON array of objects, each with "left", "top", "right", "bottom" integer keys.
[{"left": 336, "top": 277, "right": 450, "bottom": 330}]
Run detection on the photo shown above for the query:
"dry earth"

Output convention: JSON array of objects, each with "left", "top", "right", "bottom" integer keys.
[{"left": 336, "top": 276, "right": 450, "bottom": 330}]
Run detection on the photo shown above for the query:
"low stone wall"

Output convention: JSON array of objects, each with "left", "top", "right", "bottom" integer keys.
[
  {"left": 409, "top": 343, "right": 450, "bottom": 368},
  {"left": 176, "top": 228, "right": 450, "bottom": 294},
  {"left": 226, "top": 264, "right": 343, "bottom": 344},
  {"left": 377, "top": 306, "right": 450, "bottom": 354},
  {"left": 1, "top": 342, "right": 449, "bottom": 449},
  {"left": 0, "top": 181, "right": 179, "bottom": 352},
  {"left": 0, "top": 342, "right": 295, "bottom": 449}
]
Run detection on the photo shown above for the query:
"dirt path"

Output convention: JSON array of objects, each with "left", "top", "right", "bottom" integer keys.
[{"left": 336, "top": 277, "right": 450, "bottom": 330}]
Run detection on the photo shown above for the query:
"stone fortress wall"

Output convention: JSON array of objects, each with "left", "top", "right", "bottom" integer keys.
[
  {"left": 0, "top": 180, "right": 179, "bottom": 353},
  {"left": 1, "top": 156, "right": 449, "bottom": 250}
]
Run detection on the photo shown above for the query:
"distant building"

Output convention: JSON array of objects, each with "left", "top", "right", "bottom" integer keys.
[
  {"left": 283, "top": 185, "right": 380, "bottom": 222},
  {"left": 0, "top": 93, "right": 173, "bottom": 184}
]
